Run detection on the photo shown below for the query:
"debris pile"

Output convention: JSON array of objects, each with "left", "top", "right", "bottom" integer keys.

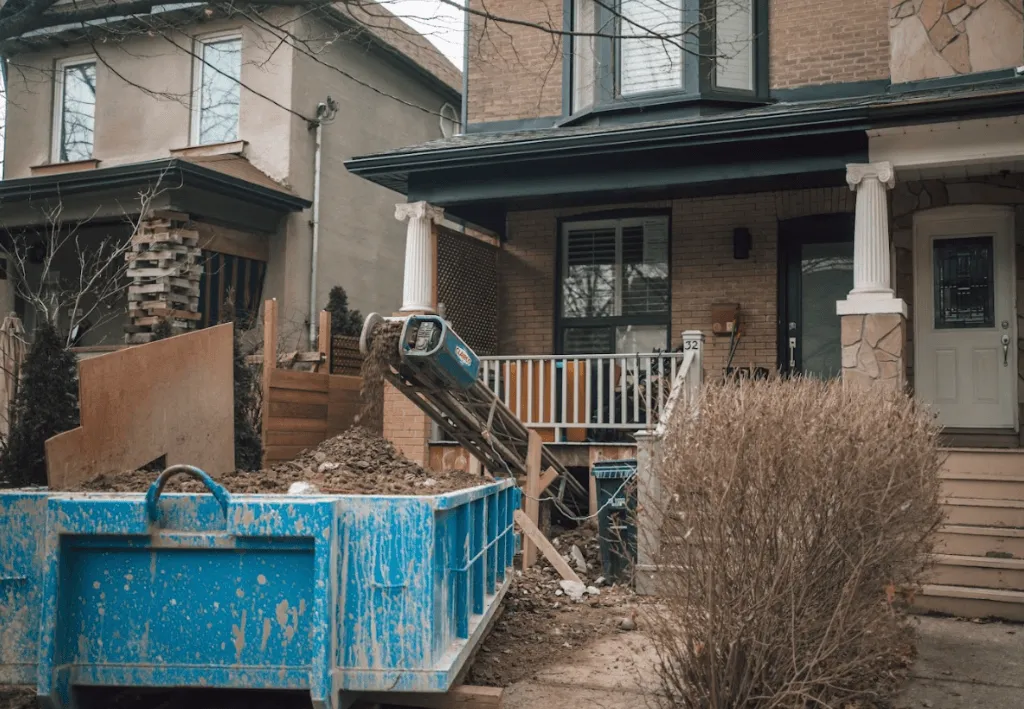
[
  {"left": 466, "top": 523, "right": 638, "bottom": 688},
  {"left": 0, "top": 688, "right": 34, "bottom": 709},
  {"left": 78, "top": 427, "right": 485, "bottom": 495}
]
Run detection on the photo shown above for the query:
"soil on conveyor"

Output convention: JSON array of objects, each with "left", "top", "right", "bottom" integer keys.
[
  {"left": 76, "top": 426, "right": 485, "bottom": 495},
  {"left": 355, "top": 320, "right": 402, "bottom": 435}
]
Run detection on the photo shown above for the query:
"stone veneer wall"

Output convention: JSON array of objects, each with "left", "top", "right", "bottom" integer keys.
[
  {"left": 841, "top": 314, "right": 907, "bottom": 388},
  {"left": 890, "top": 0, "right": 1023, "bottom": 81},
  {"left": 890, "top": 174, "right": 1024, "bottom": 404}
]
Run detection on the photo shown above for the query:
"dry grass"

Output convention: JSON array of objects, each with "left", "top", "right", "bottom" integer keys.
[{"left": 644, "top": 377, "right": 942, "bottom": 708}]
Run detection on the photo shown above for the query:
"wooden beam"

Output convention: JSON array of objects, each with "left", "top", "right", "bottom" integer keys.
[
  {"left": 514, "top": 510, "right": 582, "bottom": 585},
  {"left": 193, "top": 220, "right": 270, "bottom": 261},
  {"left": 538, "top": 466, "right": 558, "bottom": 494},
  {"left": 522, "top": 430, "right": 542, "bottom": 570},
  {"left": 358, "top": 685, "right": 503, "bottom": 709},
  {"left": 261, "top": 299, "right": 278, "bottom": 456},
  {"left": 316, "top": 310, "right": 331, "bottom": 373}
]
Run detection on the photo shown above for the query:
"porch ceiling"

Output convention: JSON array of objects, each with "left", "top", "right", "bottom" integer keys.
[{"left": 347, "top": 77, "right": 1024, "bottom": 237}]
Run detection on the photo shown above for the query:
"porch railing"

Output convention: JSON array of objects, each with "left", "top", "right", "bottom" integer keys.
[{"left": 452, "top": 332, "right": 703, "bottom": 444}]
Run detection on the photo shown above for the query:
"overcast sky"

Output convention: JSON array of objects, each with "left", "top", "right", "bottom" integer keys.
[{"left": 379, "top": 0, "right": 465, "bottom": 67}]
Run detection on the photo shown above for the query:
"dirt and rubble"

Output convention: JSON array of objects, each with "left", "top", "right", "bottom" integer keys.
[
  {"left": 355, "top": 320, "right": 401, "bottom": 435},
  {"left": 76, "top": 427, "right": 486, "bottom": 495},
  {"left": 466, "top": 521, "right": 641, "bottom": 688}
]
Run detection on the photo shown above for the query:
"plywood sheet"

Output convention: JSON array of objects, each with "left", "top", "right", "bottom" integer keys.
[{"left": 46, "top": 324, "right": 235, "bottom": 489}]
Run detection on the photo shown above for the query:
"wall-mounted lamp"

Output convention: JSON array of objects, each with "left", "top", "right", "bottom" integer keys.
[{"left": 733, "top": 227, "right": 752, "bottom": 260}]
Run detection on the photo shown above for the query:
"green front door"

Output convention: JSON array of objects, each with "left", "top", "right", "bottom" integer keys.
[{"left": 779, "top": 214, "right": 855, "bottom": 378}]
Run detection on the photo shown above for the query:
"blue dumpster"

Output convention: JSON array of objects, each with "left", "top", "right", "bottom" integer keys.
[{"left": 0, "top": 468, "right": 519, "bottom": 709}]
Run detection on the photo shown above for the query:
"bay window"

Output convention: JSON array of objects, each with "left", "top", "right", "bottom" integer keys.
[
  {"left": 560, "top": 216, "right": 670, "bottom": 354},
  {"left": 568, "top": 0, "right": 765, "bottom": 117}
]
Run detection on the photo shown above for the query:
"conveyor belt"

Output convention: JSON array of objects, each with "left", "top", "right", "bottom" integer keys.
[{"left": 363, "top": 314, "right": 586, "bottom": 501}]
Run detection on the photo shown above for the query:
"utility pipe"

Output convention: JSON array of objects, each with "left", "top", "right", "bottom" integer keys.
[{"left": 308, "top": 97, "right": 337, "bottom": 346}]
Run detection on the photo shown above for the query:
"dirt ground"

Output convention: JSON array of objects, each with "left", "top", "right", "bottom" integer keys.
[
  {"left": 467, "top": 523, "right": 639, "bottom": 687},
  {"left": 76, "top": 427, "right": 486, "bottom": 495}
]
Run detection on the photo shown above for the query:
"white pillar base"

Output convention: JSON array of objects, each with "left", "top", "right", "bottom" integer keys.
[{"left": 836, "top": 295, "right": 908, "bottom": 317}]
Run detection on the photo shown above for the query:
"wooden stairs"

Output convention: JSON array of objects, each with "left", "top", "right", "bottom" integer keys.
[{"left": 915, "top": 449, "right": 1024, "bottom": 621}]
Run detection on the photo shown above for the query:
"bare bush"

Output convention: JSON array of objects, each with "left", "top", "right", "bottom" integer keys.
[{"left": 644, "top": 377, "right": 942, "bottom": 709}]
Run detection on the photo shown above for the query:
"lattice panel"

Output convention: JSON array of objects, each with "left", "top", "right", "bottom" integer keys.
[{"left": 436, "top": 229, "right": 499, "bottom": 356}]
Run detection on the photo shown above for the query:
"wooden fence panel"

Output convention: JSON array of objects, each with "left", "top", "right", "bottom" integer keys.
[{"left": 263, "top": 368, "right": 361, "bottom": 465}]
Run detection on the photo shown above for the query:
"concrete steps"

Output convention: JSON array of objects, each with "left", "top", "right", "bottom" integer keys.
[{"left": 914, "top": 449, "right": 1024, "bottom": 621}]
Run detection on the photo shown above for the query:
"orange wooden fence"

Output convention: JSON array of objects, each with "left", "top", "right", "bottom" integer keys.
[{"left": 260, "top": 300, "right": 362, "bottom": 465}]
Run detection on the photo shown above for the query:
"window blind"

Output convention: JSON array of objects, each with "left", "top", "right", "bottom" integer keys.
[
  {"left": 715, "top": 0, "right": 754, "bottom": 90},
  {"left": 619, "top": 0, "right": 683, "bottom": 96}
]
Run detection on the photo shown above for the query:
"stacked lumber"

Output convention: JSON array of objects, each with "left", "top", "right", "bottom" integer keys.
[
  {"left": 331, "top": 334, "right": 363, "bottom": 375},
  {"left": 125, "top": 216, "right": 203, "bottom": 344}
]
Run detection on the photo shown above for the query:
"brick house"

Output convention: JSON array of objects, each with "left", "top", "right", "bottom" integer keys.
[{"left": 349, "top": 2, "right": 1024, "bottom": 617}]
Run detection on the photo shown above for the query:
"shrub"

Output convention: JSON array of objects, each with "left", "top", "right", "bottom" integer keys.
[
  {"left": 325, "top": 286, "right": 363, "bottom": 337},
  {"left": 0, "top": 323, "right": 79, "bottom": 486},
  {"left": 233, "top": 323, "right": 262, "bottom": 471},
  {"left": 645, "top": 377, "right": 942, "bottom": 709}
]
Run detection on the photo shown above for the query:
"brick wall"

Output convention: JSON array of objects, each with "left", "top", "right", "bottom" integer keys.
[
  {"left": 498, "top": 187, "right": 856, "bottom": 374},
  {"left": 466, "top": 1, "right": 893, "bottom": 125},
  {"left": 382, "top": 380, "right": 431, "bottom": 465},
  {"left": 467, "top": 0, "right": 564, "bottom": 124},
  {"left": 770, "top": 0, "right": 890, "bottom": 88}
]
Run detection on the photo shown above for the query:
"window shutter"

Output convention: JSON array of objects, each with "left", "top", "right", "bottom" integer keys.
[
  {"left": 715, "top": 0, "right": 754, "bottom": 91},
  {"left": 619, "top": 0, "right": 684, "bottom": 96},
  {"left": 621, "top": 219, "right": 670, "bottom": 316},
  {"left": 563, "top": 227, "right": 617, "bottom": 318}
]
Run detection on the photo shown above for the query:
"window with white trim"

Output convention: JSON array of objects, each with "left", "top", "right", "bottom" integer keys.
[
  {"left": 560, "top": 216, "right": 670, "bottom": 354},
  {"left": 52, "top": 57, "right": 97, "bottom": 163},
  {"left": 569, "top": 0, "right": 761, "bottom": 114},
  {"left": 192, "top": 35, "right": 241, "bottom": 145}
]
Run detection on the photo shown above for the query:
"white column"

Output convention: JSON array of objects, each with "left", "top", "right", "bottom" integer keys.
[
  {"left": 837, "top": 162, "right": 907, "bottom": 317},
  {"left": 395, "top": 201, "right": 444, "bottom": 313}
]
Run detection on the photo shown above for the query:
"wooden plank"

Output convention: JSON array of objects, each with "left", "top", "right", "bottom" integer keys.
[
  {"left": 522, "top": 430, "right": 542, "bottom": 570},
  {"left": 46, "top": 325, "right": 234, "bottom": 489},
  {"left": 539, "top": 466, "right": 558, "bottom": 494},
  {"left": 265, "top": 417, "right": 328, "bottom": 433},
  {"left": 514, "top": 510, "right": 582, "bottom": 585},
  {"left": 317, "top": 310, "right": 331, "bottom": 373},
  {"left": 265, "top": 430, "right": 330, "bottom": 447},
  {"left": 328, "top": 374, "right": 362, "bottom": 391},
  {"left": 268, "top": 387, "right": 329, "bottom": 406},
  {"left": 265, "top": 445, "right": 309, "bottom": 463},
  {"left": 270, "top": 369, "right": 330, "bottom": 392},
  {"left": 359, "top": 685, "right": 503, "bottom": 709},
  {"left": 468, "top": 455, "right": 482, "bottom": 477},
  {"left": 269, "top": 401, "right": 329, "bottom": 419},
  {"left": 194, "top": 221, "right": 269, "bottom": 260},
  {"left": 262, "top": 299, "right": 278, "bottom": 454}
]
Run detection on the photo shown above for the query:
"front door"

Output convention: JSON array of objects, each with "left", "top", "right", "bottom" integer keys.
[
  {"left": 779, "top": 214, "right": 855, "bottom": 378},
  {"left": 914, "top": 206, "right": 1018, "bottom": 430}
]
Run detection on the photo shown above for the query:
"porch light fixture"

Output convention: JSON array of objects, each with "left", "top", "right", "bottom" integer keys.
[{"left": 733, "top": 227, "right": 752, "bottom": 260}]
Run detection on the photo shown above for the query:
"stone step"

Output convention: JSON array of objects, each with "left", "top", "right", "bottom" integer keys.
[
  {"left": 926, "top": 554, "right": 1024, "bottom": 591},
  {"left": 936, "top": 525, "right": 1024, "bottom": 558},
  {"left": 942, "top": 449, "right": 1024, "bottom": 477},
  {"left": 940, "top": 473, "right": 1024, "bottom": 501},
  {"left": 913, "top": 584, "right": 1024, "bottom": 622},
  {"left": 942, "top": 498, "right": 1024, "bottom": 528}
]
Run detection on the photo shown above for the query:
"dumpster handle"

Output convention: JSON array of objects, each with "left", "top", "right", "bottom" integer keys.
[{"left": 146, "top": 465, "right": 231, "bottom": 523}]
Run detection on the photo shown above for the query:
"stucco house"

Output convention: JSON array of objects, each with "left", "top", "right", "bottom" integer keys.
[
  {"left": 348, "top": 1, "right": 1024, "bottom": 619},
  {"left": 0, "top": 2, "right": 461, "bottom": 346}
]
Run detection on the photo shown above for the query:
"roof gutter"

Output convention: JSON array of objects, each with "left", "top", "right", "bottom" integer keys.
[
  {"left": 346, "top": 84, "right": 1024, "bottom": 191},
  {"left": 0, "top": 159, "right": 311, "bottom": 212}
]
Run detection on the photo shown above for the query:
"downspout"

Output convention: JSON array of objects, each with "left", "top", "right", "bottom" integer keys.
[{"left": 308, "top": 97, "right": 338, "bottom": 346}]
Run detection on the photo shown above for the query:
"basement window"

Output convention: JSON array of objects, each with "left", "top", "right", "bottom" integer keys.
[
  {"left": 192, "top": 34, "right": 242, "bottom": 146},
  {"left": 52, "top": 57, "right": 97, "bottom": 163}
]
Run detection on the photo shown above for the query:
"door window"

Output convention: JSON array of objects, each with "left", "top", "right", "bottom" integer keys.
[
  {"left": 932, "top": 236, "right": 994, "bottom": 330},
  {"left": 799, "top": 241, "right": 854, "bottom": 378}
]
